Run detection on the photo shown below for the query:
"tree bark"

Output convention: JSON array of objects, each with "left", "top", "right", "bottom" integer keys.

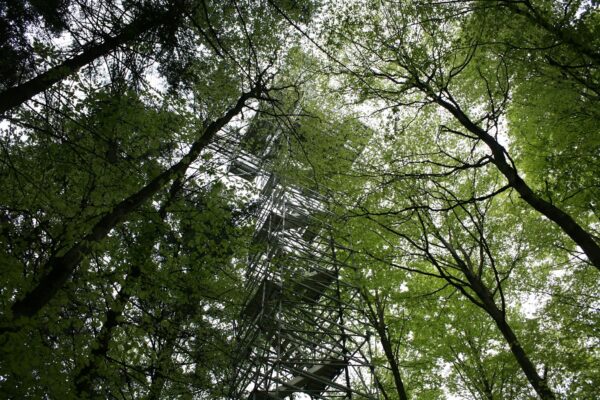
[
  {"left": 431, "top": 93, "right": 600, "bottom": 271},
  {"left": 364, "top": 291, "right": 409, "bottom": 400},
  {"left": 146, "top": 332, "right": 178, "bottom": 400},
  {"left": 0, "top": 8, "right": 172, "bottom": 115},
  {"left": 74, "top": 263, "right": 141, "bottom": 398},
  {"left": 75, "top": 180, "right": 187, "bottom": 398},
  {"left": 375, "top": 312, "right": 409, "bottom": 400},
  {"left": 501, "top": 1, "right": 600, "bottom": 66},
  {"left": 8, "top": 85, "right": 261, "bottom": 322},
  {"left": 432, "top": 233, "right": 557, "bottom": 400},
  {"left": 462, "top": 270, "right": 556, "bottom": 400}
]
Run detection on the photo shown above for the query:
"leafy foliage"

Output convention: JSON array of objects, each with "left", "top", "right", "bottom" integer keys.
[{"left": 0, "top": 0, "right": 598, "bottom": 399}]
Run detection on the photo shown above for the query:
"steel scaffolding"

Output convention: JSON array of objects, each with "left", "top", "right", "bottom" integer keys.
[{"left": 221, "top": 112, "right": 377, "bottom": 400}]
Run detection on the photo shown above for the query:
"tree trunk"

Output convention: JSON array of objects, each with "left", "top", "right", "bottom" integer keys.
[
  {"left": 375, "top": 320, "right": 409, "bottom": 400},
  {"left": 146, "top": 332, "right": 178, "bottom": 400},
  {"left": 434, "top": 233, "right": 556, "bottom": 399},
  {"left": 501, "top": 1, "right": 600, "bottom": 65},
  {"left": 7, "top": 85, "right": 261, "bottom": 322},
  {"left": 75, "top": 181, "right": 186, "bottom": 398},
  {"left": 464, "top": 271, "right": 556, "bottom": 400},
  {"left": 432, "top": 94, "right": 600, "bottom": 271},
  {"left": 74, "top": 263, "right": 141, "bottom": 398},
  {"left": 0, "top": 8, "right": 171, "bottom": 115},
  {"left": 366, "top": 292, "right": 409, "bottom": 400}
]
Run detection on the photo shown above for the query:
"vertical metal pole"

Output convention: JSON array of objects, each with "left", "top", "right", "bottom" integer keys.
[
  {"left": 275, "top": 185, "right": 283, "bottom": 398},
  {"left": 329, "top": 231, "right": 352, "bottom": 399}
]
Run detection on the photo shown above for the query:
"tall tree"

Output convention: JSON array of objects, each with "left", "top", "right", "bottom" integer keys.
[
  {"left": 0, "top": 1, "right": 183, "bottom": 114},
  {"left": 0, "top": 0, "right": 314, "bottom": 114},
  {"left": 0, "top": 2, "right": 314, "bottom": 398},
  {"left": 0, "top": 0, "right": 71, "bottom": 89},
  {"left": 3, "top": 80, "right": 263, "bottom": 327},
  {"left": 2, "top": 1, "right": 598, "bottom": 399},
  {"left": 321, "top": 0, "right": 600, "bottom": 271},
  {"left": 269, "top": 39, "right": 598, "bottom": 397}
]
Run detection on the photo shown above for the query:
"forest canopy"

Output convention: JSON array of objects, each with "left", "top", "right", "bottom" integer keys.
[{"left": 0, "top": 0, "right": 598, "bottom": 399}]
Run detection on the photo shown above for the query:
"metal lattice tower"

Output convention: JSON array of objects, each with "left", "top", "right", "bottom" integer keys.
[{"left": 220, "top": 112, "right": 379, "bottom": 400}]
